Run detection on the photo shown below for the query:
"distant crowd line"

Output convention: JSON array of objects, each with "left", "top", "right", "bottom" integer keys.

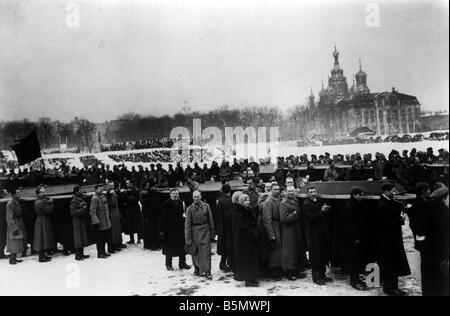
[
  {"left": 98, "top": 132, "right": 449, "bottom": 153},
  {"left": 0, "top": 147, "right": 448, "bottom": 193}
]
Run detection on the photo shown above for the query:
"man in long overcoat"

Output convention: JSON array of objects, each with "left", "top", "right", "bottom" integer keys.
[
  {"left": 90, "top": 185, "right": 112, "bottom": 259},
  {"left": 376, "top": 182, "right": 411, "bottom": 296},
  {"left": 160, "top": 189, "right": 191, "bottom": 271},
  {"left": 106, "top": 182, "right": 124, "bottom": 252},
  {"left": 70, "top": 185, "right": 90, "bottom": 261},
  {"left": 343, "top": 186, "right": 370, "bottom": 291},
  {"left": 0, "top": 187, "right": 9, "bottom": 260},
  {"left": 417, "top": 186, "right": 449, "bottom": 296},
  {"left": 33, "top": 185, "right": 55, "bottom": 263},
  {"left": 280, "top": 186, "right": 306, "bottom": 280},
  {"left": 185, "top": 190, "right": 215, "bottom": 279},
  {"left": 302, "top": 186, "right": 332, "bottom": 285},
  {"left": 262, "top": 184, "right": 283, "bottom": 279},
  {"left": 141, "top": 182, "right": 161, "bottom": 251},
  {"left": 216, "top": 184, "right": 233, "bottom": 272},
  {"left": 6, "top": 188, "right": 27, "bottom": 265},
  {"left": 122, "top": 181, "right": 143, "bottom": 244}
]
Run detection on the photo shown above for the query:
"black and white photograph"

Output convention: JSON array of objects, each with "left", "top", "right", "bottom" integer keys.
[{"left": 0, "top": 0, "right": 448, "bottom": 300}]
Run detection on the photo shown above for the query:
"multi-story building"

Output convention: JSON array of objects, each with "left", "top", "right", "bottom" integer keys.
[{"left": 298, "top": 46, "right": 422, "bottom": 137}]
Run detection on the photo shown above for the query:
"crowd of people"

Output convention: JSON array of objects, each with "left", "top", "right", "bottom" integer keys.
[
  {"left": 428, "top": 132, "right": 450, "bottom": 141},
  {"left": 1, "top": 174, "right": 448, "bottom": 296},
  {"left": 296, "top": 140, "right": 320, "bottom": 147},
  {"left": 107, "top": 149, "right": 216, "bottom": 165},
  {"left": 108, "top": 151, "right": 173, "bottom": 164},
  {"left": 1, "top": 147, "right": 449, "bottom": 193},
  {"left": 320, "top": 134, "right": 430, "bottom": 146},
  {"left": 303, "top": 132, "right": 449, "bottom": 147},
  {"left": 100, "top": 138, "right": 175, "bottom": 152},
  {"left": 321, "top": 136, "right": 384, "bottom": 146}
]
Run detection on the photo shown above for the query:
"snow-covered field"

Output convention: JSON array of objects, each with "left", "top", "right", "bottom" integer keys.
[{"left": 0, "top": 220, "right": 421, "bottom": 296}]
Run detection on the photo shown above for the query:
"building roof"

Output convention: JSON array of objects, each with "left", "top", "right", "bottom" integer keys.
[
  {"left": 374, "top": 91, "right": 419, "bottom": 103},
  {"left": 331, "top": 90, "right": 420, "bottom": 109}
]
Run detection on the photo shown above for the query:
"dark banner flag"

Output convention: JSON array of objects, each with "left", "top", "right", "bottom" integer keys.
[{"left": 11, "top": 129, "right": 42, "bottom": 165}]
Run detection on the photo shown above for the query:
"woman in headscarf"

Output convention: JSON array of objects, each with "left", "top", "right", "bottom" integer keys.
[
  {"left": 231, "top": 192, "right": 260, "bottom": 287},
  {"left": 231, "top": 191, "right": 243, "bottom": 205},
  {"left": 228, "top": 191, "right": 242, "bottom": 271}
]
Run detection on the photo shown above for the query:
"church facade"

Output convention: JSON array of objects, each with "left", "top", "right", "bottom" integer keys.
[{"left": 300, "top": 47, "right": 421, "bottom": 137}]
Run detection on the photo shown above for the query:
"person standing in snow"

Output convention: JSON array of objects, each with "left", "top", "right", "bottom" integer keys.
[
  {"left": 185, "top": 190, "right": 215, "bottom": 280},
  {"left": 160, "top": 189, "right": 191, "bottom": 271},
  {"left": 376, "top": 182, "right": 411, "bottom": 296},
  {"left": 6, "top": 187, "right": 27, "bottom": 265}
]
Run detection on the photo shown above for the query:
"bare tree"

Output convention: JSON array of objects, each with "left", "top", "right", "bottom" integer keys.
[
  {"left": 36, "top": 117, "right": 56, "bottom": 149},
  {"left": 76, "top": 119, "right": 97, "bottom": 152}
]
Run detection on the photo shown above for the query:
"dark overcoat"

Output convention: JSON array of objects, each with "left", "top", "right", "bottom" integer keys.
[
  {"left": 6, "top": 198, "right": 27, "bottom": 254},
  {"left": 70, "top": 195, "right": 90, "bottom": 249},
  {"left": 262, "top": 196, "right": 282, "bottom": 268},
  {"left": 302, "top": 198, "right": 330, "bottom": 267},
  {"left": 216, "top": 194, "right": 233, "bottom": 258},
  {"left": 106, "top": 190, "right": 123, "bottom": 245},
  {"left": 420, "top": 200, "right": 449, "bottom": 296},
  {"left": 33, "top": 197, "right": 55, "bottom": 252},
  {"left": 140, "top": 189, "right": 161, "bottom": 249},
  {"left": 122, "top": 189, "right": 142, "bottom": 235},
  {"left": 160, "top": 199, "right": 185, "bottom": 257},
  {"left": 376, "top": 195, "right": 411, "bottom": 278},
  {"left": 231, "top": 204, "right": 260, "bottom": 281},
  {"left": 280, "top": 197, "right": 305, "bottom": 270},
  {"left": 407, "top": 197, "right": 428, "bottom": 250},
  {"left": 343, "top": 197, "right": 370, "bottom": 274}
]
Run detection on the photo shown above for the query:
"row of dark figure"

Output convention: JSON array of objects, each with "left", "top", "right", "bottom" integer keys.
[
  {"left": 1, "top": 179, "right": 448, "bottom": 296},
  {"left": 2, "top": 156, "right": 448, "bottom": 196},
  {"left": 209, "top": 181, "right": 449, "bottom": 295},
  {"left": 1, "top": 181, "right": 145, "bottom": 263}
]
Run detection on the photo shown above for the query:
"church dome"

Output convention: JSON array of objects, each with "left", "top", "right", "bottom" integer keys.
[
  {"left": 319, "top": 88, "right": 326, "bottom": 97},
  {"left": 319, "top": 80, "right": 326, "bottom": 97},
  {"left": 355, "top": 69, "right": 367, "bottom": 80},
  {"left": 355, "top": 59, "right": 367, "bottom": 82},
  {"left": 309, "top": 87, "right": 315, "bottom": 99}
]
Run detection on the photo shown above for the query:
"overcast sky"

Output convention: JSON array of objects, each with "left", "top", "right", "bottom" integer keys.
[{"left": 0, "top": 0, "right": 448, "bottom": 123}]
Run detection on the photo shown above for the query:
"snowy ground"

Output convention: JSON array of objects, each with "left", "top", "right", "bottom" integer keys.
[{"left": 0, "top": 219, "right": 421, "bottom": 296}]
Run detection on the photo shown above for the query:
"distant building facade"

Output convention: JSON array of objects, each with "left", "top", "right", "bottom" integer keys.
[
  {"left": 298, "top": 46, "right": 422, "bottom": 137},
  {"left": 420, "top": 112, "right": 449, "bottom": 132}
]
